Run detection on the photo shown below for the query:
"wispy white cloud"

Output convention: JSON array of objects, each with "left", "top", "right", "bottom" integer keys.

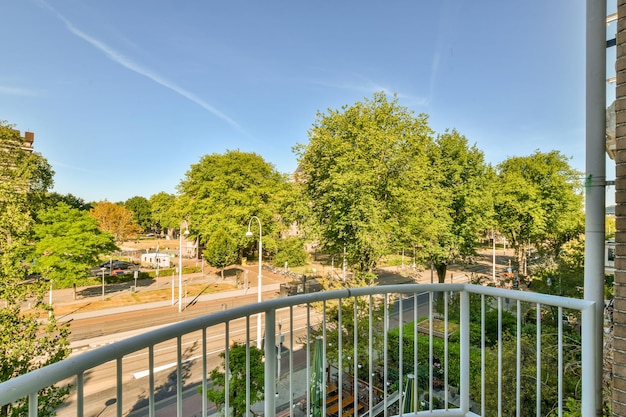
[
  {"left": 36, "top": 0, "right": 245, "bottom": 134},
  {"left": 0, "top": 85, "right": 38, "bottom": 96}
]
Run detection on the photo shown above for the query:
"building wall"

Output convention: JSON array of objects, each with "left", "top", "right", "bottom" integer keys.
[{"left": 614, "top": 1, "right": 626, "bottom": 414}]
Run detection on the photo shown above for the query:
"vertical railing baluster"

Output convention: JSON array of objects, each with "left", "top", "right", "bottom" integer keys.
[
  {"left": 368, "top": 295, "right": 373, "bottom": 414},
  {"left": 353, "top": 296, "right": 358, "bottom": 416},
  {"left": 202, "top": 329, "right": 207, "bottom": 417},
  {"left": 264, "top": 310, "right": 276, "bottom": 417},
  {"left": 116, "top": 357, "right": 122, "bottom": 417},
  {"left": 480, "top": 293, "right": 486, "bottom": 417},
  {"left": 444, "top": 290, "right": 449, "bottom": 410},
  {"left": 177, "top": 336, "right": 182, "bottom": 417},
  {"left": 337, "top": 298, "right": 344, "bottom": 416},
  {"left": 414, "top": 292, "right": 418, "bottom": 413},
  {"left": 225, "top": 322, "right": 230, "bottom": 417},
  {"left": 498, "top": 297, "right": 503, "bottom": 417},
  {"left": 516, "top": 300, "right": 521, "bottom": 417},
  {"left": 149, "top": 346, "right": 155, "bottom": 417},
  {"left": 289, "top": 306, "right": 294, "bottom": 416},
  {"left": 383, "top": 293, "right": 388, "bottom": 417},
  {"left": 77, "top": 372, "right": 84, "bottom": 417},
  {"left": 246, "top": 316, "right": 251, "bottom": 417},
  {"left": 536, "top": 303, "right": 542, "bottom": 416},
  {"left": 398, "top": 295, "right": 403, "bottom": 414},
  {"left": 460, "top": 289, "right": 470, "bottom": 413},
  {"left": 558, "top": 306, "right": 563, "bottom": 417},
  {"left": 322, "top": 300, "right": 327, "bottom": 416},
  {"left": 428, "top": 291, "right": 433, "bottom": 411},
  {"left": 28, "top": 392, "right": 37, "bottom": 417},
  {"left": 306, "top": 304, "right": 311, "bottom": 417}
]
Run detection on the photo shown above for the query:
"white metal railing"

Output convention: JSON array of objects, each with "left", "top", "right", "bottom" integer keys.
[{"left": 0, "top": 284, "right": 596, "bottom": 417}]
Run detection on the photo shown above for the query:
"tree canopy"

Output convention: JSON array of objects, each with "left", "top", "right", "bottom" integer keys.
[
  {"left": 177, "top": 150, "right": 290, "bottom": 259},
  {"left": 89, "top": 200, "right": 142, "bottom": 242},
  {"left": 0, "top": 121, "right": 70, "bottom": 416},
  {"left": 424, "top": 130, "right": 495, "bottom": 282},
  {"left": 494, "top": 150, "right": 584, "bottom": 269},
  {"left": 205, "top": 227, "right": 238, "bottom": 279},
  {"left": 295, "top": 93, "right": 497, "bottom": 284},
  {"left": 32, "top": 203, "right": 118, "bottom": 296},
  {"left": 125, "top": 196, "right": 152, "bottom": 233}
]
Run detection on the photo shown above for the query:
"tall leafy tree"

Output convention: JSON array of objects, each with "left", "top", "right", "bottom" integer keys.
[
  {"left": 494, "top": 150, "right": 584, "bottom": 270},
  {"left": 125, "top": 196, "right": 152, "bottom": 233},
  {"left": 89, "top": 201, "right": 142, "bottom": 243},
  {"left": 295, "top": 92, "right": 436, "bottom": 282},
  {"left": 148, "top": 192, "right": 177, "bottom": 235},
  {"left": 205, "top": 228, "right": 238, "bottom": 279},
  {"left": 0, "top": 121, "right": 70, "bottom": 416},
  {"left": 32, "top": 203, "right": 118, "bottom": 298},
  {"left": 177, "top": 150, "right": 289, "bottom": 260},
  {"left": 424, "top": 130, "right": 495, "bottom": 282}
]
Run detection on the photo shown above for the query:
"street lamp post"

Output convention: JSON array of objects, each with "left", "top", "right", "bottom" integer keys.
[
  {"left": 246, "top": 216, "right": 263, "bottom": 348},
  {"left": 179, "top": 220, "right": 189, "bottom": 313}
]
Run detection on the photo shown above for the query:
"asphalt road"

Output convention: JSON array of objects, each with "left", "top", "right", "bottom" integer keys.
[
  {"left": 51, "top": 250, "right": 511, "bottom": 417},
  {"left": 57, "top": 302, "right": 317, "bottom": 417}
]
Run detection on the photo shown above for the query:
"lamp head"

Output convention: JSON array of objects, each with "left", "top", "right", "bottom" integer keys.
[
  {"left": 246, "top": 230, "right": 253, "bottom": 238},
  {"left": 183, "top": 228, "right": 190, "bottom": 236}
]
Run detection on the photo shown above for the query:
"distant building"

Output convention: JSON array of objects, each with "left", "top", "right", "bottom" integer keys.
[
  {"left": 141, "top": 253, "right": 171, "bottom": 268},
  {"left": 3, "top": 129, "right": 35, "bottom": 153},
  {"left": 18, "top": 131, "right": 34, "bottom": 153}
]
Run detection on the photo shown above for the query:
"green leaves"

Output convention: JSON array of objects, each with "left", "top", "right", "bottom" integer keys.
[
  {"left": 177, "top": 150, "right": 289, "bottom": 260},
  {"left": 200, "top": 342, "right": 264, "bottom": 417},
  {"left": 495, "top": 150, "right": 584, "bottom": 266},
  {"left": 32, "top": 203, "right": 118, "bottom": 287}
]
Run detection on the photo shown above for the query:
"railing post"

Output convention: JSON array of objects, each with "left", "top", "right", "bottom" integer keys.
[
  {"left": 581, "top": 304, "right": 598, "bottom": 416},
  {"left": 264, "top": 310, "right": 276, "bottom": 417},
  {"left": 459, "top": 289, "right": 470, "bottom": 413}
]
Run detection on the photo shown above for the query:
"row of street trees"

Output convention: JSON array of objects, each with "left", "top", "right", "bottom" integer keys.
[
  {"left": 0, "top": 90, "right": 585, "bottom": 414},
  {"left": 108, "top": 93, "right": 582, "bottom": 286}
]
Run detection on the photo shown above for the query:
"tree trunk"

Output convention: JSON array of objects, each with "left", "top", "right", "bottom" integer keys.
[
  {"left": 73, "top": 283, "right": 77, "bottom": 300},
  {"left": 435, "top": 262, "right": 447, "bottom": 284}
]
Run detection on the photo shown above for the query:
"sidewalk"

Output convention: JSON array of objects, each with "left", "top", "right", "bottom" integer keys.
[{"left": 52, "top": 264, "right": 292, "bottom": 319}]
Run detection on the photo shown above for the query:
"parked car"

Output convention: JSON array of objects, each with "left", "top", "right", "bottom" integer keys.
[
  {"left": 99, "top": 260, "right": 132, "bottom": 270},
  {"left": 111, "top": 269, "right": 126, "bottom": 276}
]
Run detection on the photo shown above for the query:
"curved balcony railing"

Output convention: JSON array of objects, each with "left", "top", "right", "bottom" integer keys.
[{"left": 0, "top": 284, "right": 596, "bottom": 417}]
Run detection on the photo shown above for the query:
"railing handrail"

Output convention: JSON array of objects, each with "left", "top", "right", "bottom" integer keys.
[{"left": 0, "top": 283, "right": 595, "bottom": 409}]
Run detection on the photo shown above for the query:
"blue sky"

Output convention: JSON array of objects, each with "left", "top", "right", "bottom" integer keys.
[{"left": 1, "top": 1, "right": 615, "bottom": 203}]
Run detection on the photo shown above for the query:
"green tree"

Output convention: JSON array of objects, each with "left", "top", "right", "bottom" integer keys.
[
  {"left": 274, "top": 237, "right": 308, "bottom": 268},
  {"left": 125, "top": 196, "right": 152, "bottom": 233},
  {"left": 205, "top": 228, "right": 238, "bottom": 279},
  {"left": 424, "top": 130, "right": 495, "bottom": 282},
  {"left": 294, "top": 92, "right": 435, "bottom": 280},
  {"left": 177, "top": 150, "right": 289, "bottom": 261},
  {"left": 45, "top": 192, "right": 91, "bottom": 211},
  {"left": 199, "top": 342, "right": 264, "bottom": 417},
  {"left": 148, "top": 192, "right": 177, "bottom": 235},
  {"left": 494, "top": 150, "right": 584, "bottom": 272},
  {"left": 0, "top": 121, "right": 70, "bottom": 416},
  {"left": 32, "top": 203, "right": 118, "bottom": 298}
]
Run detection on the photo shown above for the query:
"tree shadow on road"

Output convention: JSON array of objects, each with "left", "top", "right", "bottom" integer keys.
[{"left": 127, "top": 342, "right": 202, "bottom": 416}]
